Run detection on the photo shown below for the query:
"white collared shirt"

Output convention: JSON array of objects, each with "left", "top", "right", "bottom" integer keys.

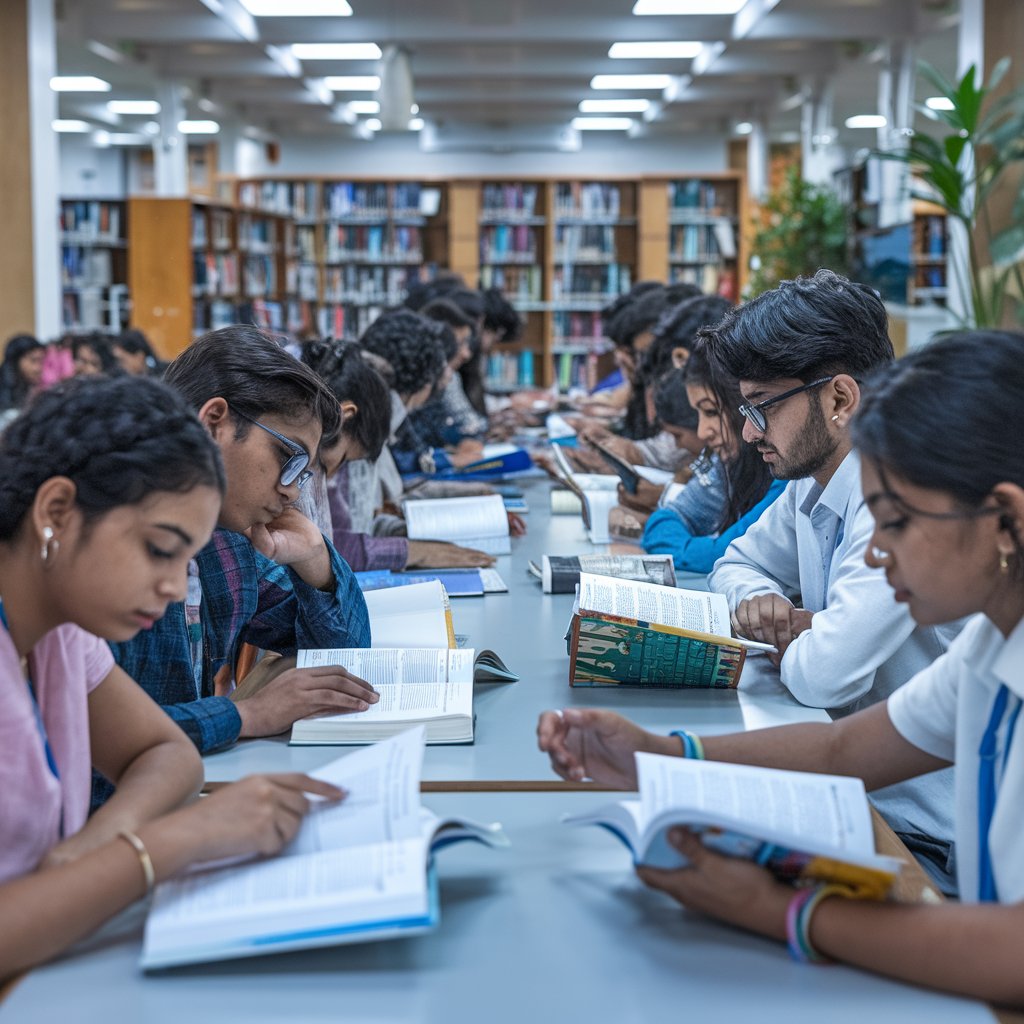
[{"left": 889, "top": 614, "right": 1024, "bottom": 903}]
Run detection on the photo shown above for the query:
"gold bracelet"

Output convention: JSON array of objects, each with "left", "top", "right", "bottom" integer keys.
[{"left": 118, "top": 830, "right": 155, "bottom": 896}]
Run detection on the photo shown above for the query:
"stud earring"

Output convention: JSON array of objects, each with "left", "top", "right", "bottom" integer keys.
[
  {"left": 41, "top": 526, "right": 59, "bottom": 565},
  {"left": 1000, "top": 551, "right": 1010, "bottom": 575},
  {"left": 831, "top": 415, "right": 840, "bottom": 423}
]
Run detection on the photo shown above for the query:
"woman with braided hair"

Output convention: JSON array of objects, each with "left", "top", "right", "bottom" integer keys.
[{"left": 0, "top": 376, "right": 344, "bottom": 977}]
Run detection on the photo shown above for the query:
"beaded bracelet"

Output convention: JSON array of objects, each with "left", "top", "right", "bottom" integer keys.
[
  {"left": 118, "top": 829, "right": 156, "bottom": 897},
  {"left": 669, "top": 729, "right": 705, "bottom": 760},
  {"left": 786, "top": 883, "right": 850, "bottom": 963}
]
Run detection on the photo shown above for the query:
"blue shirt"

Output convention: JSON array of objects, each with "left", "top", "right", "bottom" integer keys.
[
  {"left": 642, "top": 462, "right": 786, "bottom": 574},
  {"left": 109, "top": 528, "right": 370, "bottom": 756}
]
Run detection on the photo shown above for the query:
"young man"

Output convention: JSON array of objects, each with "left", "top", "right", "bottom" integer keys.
[
  {"left": 705, "top": 269, "right": 961, "bottom": 891},
  {"left": 106, "top": 326, "right": 377, "bottom": 767}
]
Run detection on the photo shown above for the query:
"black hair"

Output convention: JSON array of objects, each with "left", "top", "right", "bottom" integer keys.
[
  {"left": 653, "top": 368, "right": 699, "bottom": 431},
  {"left": 403, "top": 274, "right": 466, "bottom": 313},
  {"left": 163, "top": 325, "right": 343, "bottom": 453},
  {"left": 686, "top": 334, "right": 774, "bottom": 534},
  {"left": 664, "top": 281, "right": 704, "bottom": 304},
  {"left": 301, "top": 340, "right": 391, "bottom": 461},
  {"left": 358, "top": 309, "right": 447, "bottom": 398},
  {"left": 600, "top": 281, "right": 663, "bottom": 341},
  {"left": 421, "top": 297, "right": 475, "bottom": 333},
  {"left": 0, "top": 334, "right": 44, "bottom": 410},
  {"left": 73, "top": 332, "right": 124, "bottom": 376},
  {"left": 638, "top": 294, "right": 733, "bottom": 387},
  {"left": 706, "top": 269, "right": 894, "bottom": 384},
  {"left": 481, "top": 286, "right": 523, "bottom": 342},
  {"left": 114, "top": 328, "right": 166, "bottom": 376},
  {"left": 0, "top": 375, "right": 224, "bottom": 541},
  {"left": 442, "top": 287, "right": 485, "bottom": 324},
  {"left": 606, "top": 286, "right": 669, "bottom": 350},
  {"left": 853, "top": 331, "right": 1024, "bottom": 573}
]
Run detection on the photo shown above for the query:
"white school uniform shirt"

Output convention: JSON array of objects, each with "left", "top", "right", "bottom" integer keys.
[
  {"left": 889, "top": 614, "right": 1024, "bottom": 904},
  {"left": 709, "top": 450, "right": 961, "bottom": 850}
]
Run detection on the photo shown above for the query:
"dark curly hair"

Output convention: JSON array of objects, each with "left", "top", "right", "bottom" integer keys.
[
  {"left": 301, "top": 339, "right": 391, "bottom": 461},
  {"left": 0, "top": 334, "right": 44, "bottom": 410},
  {"left": 164, "top": 325, "right": 343, "bottom": 454},
  {"left": 358, "top": 309, "right": 447, "bottom": 398},
  {"left": 0, "top": 375, "right": 224, "bottom": 541}
]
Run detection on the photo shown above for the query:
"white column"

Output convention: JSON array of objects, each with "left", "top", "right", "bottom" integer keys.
[
  {"left": 27, "top": 0, "right": 60, "bottom": 339},
  {"left": 746, "top": 115, "right": 769, "bottom": 202},
  {"left": 876, "top": 40, "right": 914, "bottom": 228},
  {"left": 153, "top": 82, "right": 188, "bottom": 196},
  {"left": 801, "top": 80, "right": 837, "bottom": 186}
]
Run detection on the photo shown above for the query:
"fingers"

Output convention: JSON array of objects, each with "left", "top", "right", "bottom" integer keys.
[
  {"left": 263, "top": 773, "right": 347, "bottom": 801},
  {"left": 536, "top": 710, "right": 584, "bottom": 782},
  {"left": 303, "top": 667, "right": 379, "bottom": 703}
]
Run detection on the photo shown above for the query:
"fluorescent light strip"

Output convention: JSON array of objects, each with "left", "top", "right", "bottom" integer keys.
[
  {"left": 347, "top": 100, "right": 380, "bottom": 114},
  {"left": 609, "top": 41, "right": 702, "bottom": 59},
  {"left": 590, "top": 74, "right": 670, "bottom": 90},
  {"left": 845, "top": 114, "right": 887, "bottom": 128},
  {"left": 53, "top": 119, "right": 92, "bottom": 133},
  {"left": 925, "top": 96, "right": 954, "bottom": 111},
  {"left": 571, "top": 116, "right": 634, "bottom": 131},
  {"left": 107, "top": 133, "right": 147, "bottom": 145},
  {"left": 240, "top": 0, "right": 352, "bottom": 14},
  {"left": 292, "top": 43, "right": 382, "bottom": 60},
  {"left": 107, "top": 100, "right": 161, "bottom": 115},
  {"left": 365, "top": 117, "right": 382, "bottom": 131},
  {"left": 579, "top": 98, "right": 650, "bottom": 113},
  {"left": 324, "top": 75, "right": 380, "bottom": 91},
  {"left": 632, "top": 0, "right": 745, "bottom": 12},
  {"left": 734, "top": 121, "right": 753, "bottom": 134},
  {"left": 50, "top": 76, "right": 110, "bottom": 92},
  {"left": 408, "top": 117, "right": 424, "bottom": 131},
  {"left": 178, "top": 120, "right": 220, "bottom": 134}
]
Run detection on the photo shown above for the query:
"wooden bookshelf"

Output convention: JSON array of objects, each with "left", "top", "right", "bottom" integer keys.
[
  {"left": 60, "top": 198, "right": 130, "bottom": 334},
  {"left": 909, "top": 201, "right": 948, "bottom": 306}
]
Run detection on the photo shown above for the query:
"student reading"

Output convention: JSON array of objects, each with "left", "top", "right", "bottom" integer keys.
[
  {"left": 539, "top": 330, "right": 1024, "bottom": 1006},
  {"left": 106, "top": 327, "right": 377, "bottom": 769},
  {"left": 0, "top": 376, "right": 340, "bottom": 977}
]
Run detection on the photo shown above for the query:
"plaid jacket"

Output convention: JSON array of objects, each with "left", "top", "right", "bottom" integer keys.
[{"left": 110, "top": 528, "right": 370, "bottom": 755}]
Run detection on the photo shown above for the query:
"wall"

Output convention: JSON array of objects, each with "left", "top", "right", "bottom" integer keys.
[
  {"left": 257, "top": 131, "right": 728, "bottom": 178},
  {"left": 58, "top": 133, "right": 127, "bottom": 197}
]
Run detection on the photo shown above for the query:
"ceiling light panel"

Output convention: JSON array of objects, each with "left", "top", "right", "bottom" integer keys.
[
  {"left": 845, "top": 114, "right": 886, "bottom": 128},
  {"left": 50, "top": 76, "right": 110, "bottom": 92},
  {"left": 590, "top": 74, "right": 671, "bottom": 90},
  {"left": 632, "top": 0, "right": 745, "bottom": 12},
  {"left": 571, "top": 117, "right": 634, "bottom": 130},
  {"left": 579, "top": 98, "right": 650, "bottom": 113},
  {"left": 292, "top": 43, "right": 382, "bottom": 60},
  {"left": 107, "top": 100, "right": 161, "bottom": 115},
  {"left": 324, "top": 76, "right": 380, "bottom": 91},
  {"left": 609, "top": 42, "right": 702, "bottom": 59},
  {"left": 178, "top": 120, "right": 221, "bottom": 134},
  {"left": 240, "top": 0, "right": 352, "bottom": 14},
  {"left": 53, "top": 120, "right": 92, "bottom": 133}
]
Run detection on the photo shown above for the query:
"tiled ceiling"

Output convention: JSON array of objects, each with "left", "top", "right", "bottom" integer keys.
[{"left": 55, "top": 0, "right": 960, "bottom": 148}]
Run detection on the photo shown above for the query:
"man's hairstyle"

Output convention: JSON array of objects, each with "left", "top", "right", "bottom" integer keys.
[
  {"left": 0, "top": 376, "right": 224, "bottom": 540},
  {"left": 441, "top": 287, "right": 485, "bottom": 324},
  {"left": 301, "top": 340, "right": 391, "bottom": 461},
  {"left": 421, "top": 297, "right": 477, "bottom": 334},
  {"left": 163, "top": 324, "right": 342, "bottom": 451},
  {"left": 706, "top": 269, "right": 894, "bottom": 383},
  {"left": 358, "top": 309, "right": 447, "bottom": 397},
  {"left": 481, "top": 287, "right": 523, "bottom": 342}
]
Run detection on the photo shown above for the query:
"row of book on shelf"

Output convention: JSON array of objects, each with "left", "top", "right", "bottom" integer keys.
[
  {"left": 190, "top": 208, "right": 233, "bottom": 250},
  {"left": 554, "top": 182, "right": 622, "bottom": 219},
  {"left": 322, "top": 265, "right": 422, "bottom": 306},
  {"left": 62, "top": 285, "right": 130, "bottom": 333},
  {"left": 62, "top": 246, "right": 115, "bottom": 290},
  {"left": 60, "top": 200, "right": 123, "bottom": 243},
  {"left": 479, "top": 223, "right": 537, "bottom": 263},
  {"left": 670, "top": 221, "right": 737, "bottom": 262},
  {"left": 671, "top": 263, "right": 738, "bottom": 302},
  {"left": 325, "top": 224, "right": 423, "bottom": 263},
  {"left": 481, "top": 182, "right": 541, "bottom": 218},
  {"left": 669, "top": 178, "right": 736, "bottom": 216},
  {"left": 485, "top": 349, "right": 536, "bottom": 390},
  {"left": 552, "top": 264, "right": 632, "bottom": 301}
]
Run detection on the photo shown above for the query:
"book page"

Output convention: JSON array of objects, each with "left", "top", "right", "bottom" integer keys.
[
  {"left": 360, "top": 581, "right": 449, "bottom": 647},
  {"left": 635, "top": 753, "right": 877, "bottom": 856},
  {"left": 578, "top": 573, "right": 731, "bottom": 636},
  {"left": 583, "top": 490, "right": 618, "bottom": 544},
  {"left": 404, "top": 494, "right": 509, "bottom": 545}
]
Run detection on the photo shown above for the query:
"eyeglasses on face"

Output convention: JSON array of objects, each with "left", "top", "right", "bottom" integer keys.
[
  {"left": 738, "top": 376, "right": 835, "bottom": 433},
  {"left": 232, "top": 409, "right": 313, "bottom": 489}
]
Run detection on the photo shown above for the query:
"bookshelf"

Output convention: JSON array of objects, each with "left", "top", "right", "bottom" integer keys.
[
  {"left": 59, "top": 198, "right": 130, "bottom": 334},
  {"left": 909, "top": 202, "right": 948, "bottom": 306}
]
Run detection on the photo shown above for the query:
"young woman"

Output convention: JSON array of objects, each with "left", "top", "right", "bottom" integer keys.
[
  {"left": 0, "top": 333, "right": 45, "bottom": 416},
  {"left": 72, "top": 333, "right": 122, "bottom": 377},
  {"left": 0, "top": 375, "right": 342, "bottom": 978},
  {"left": 112, "top": 328, "right": 166, "bottom": 377},
  {"left": 639, "top": 339, "right": 785, "bottom": 573},
  {"left": 539, "top": 330, "right": 1024, "bottom": 1007}
]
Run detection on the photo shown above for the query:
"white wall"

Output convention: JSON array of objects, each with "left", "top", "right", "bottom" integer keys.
[
  {"left": 258, "top": 131, "right": 728, "bottom": 178},
  {"left": 58, "top": 134, "right": 127, "bottom": 197}
]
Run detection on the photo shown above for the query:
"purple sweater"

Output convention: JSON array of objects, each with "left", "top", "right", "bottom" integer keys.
[{"left": 327, "top": 465, "right": 408, "bottom": 572}]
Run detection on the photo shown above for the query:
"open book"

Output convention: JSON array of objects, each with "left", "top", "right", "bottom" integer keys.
[
  {"left": 530, "top": 554, "right": 677, "bottom": 595},
  {"left": 403, "top": 493, "right": 511, "bottom": 555},
  {"left": 550, "top": 444, "right": 620, "bottom": 544},
  {"left": 568, "top": 573, "right": 773, "bottom": 688},
  {"left": 141, "top": 728, "right": 509, "bottom": 969},
  {"left": 566, "top": 752, "right": 901, "bottom": 899},
  {"left": 435, "top": 444, "right": 533, "bottom": 479},
  {"left": 355, "top": 567, "right": 507, "bottom": 597},
  {"left": 292, "top": 648, "right": 477, "bottom": 744}
]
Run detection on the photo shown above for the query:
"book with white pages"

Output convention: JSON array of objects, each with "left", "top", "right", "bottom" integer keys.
[
  {"left": 141, "top": 728, "right": 509, "bottom": 969},
  {"left": 403, "top": 493, "right": 511, "bottom": 555},
  {"left": 549, "top": 445, "right": 620, "bottom": 543},
  {"left": 565, "top": 752, "right": 900, "bottom": 898}
]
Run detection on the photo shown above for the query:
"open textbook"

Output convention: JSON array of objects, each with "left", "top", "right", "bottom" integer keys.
[
  {"left": 568, "top": 573, "right": 774, "bottom": 688},
  {"left": 292, "top": 648, "right": 474, "bottom": 744},
  {"left": 530, "top": 554, "right": 677, "bottom": 595},
  {"left": 403, "top": 493, "right": 511, "bottom": 555},
  {"left": 141, "top": 728, "right": 509, "bottom": 969},
  {"left": 565, "top": 752, "right": 901, "bottom": 899},
  {"left": 550, "top": 444, "right": 619, "bottom": 543}
]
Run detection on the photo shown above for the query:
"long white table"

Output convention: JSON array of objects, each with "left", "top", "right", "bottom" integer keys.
[
  {"left": 0, "top": 792, "right": 992, "bottom": 1023},
  {"left": 203, "top": 477, "right": 829, "bottom": 785}
]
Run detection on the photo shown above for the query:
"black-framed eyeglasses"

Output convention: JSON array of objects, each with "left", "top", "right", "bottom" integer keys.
[
  {"left": 233, "top": 409, "right": 313, "bottom": 489},
  {"left": 738, "top": 376, "right": 834, "bottom": 433}
]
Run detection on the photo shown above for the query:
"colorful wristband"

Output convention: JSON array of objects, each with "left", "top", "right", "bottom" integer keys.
[
  {"left": 787, "top": 883, "right": 850, "bottom": 964},
  {"left": 670, "top": 729, "right": 705, "bottom": 760}
]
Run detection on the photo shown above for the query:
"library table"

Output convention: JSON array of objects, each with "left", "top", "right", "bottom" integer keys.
[
  {"left": 202, "top": 477, "right": 830, "bottom": 788},
  {"left": 0, "top": 792, "right": 994, "bottom": 1024}
]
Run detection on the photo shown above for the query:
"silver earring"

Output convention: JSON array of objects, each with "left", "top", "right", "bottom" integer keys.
[
  {"left": 831, "top": 415, "right": 840, "bottom": 423},
  {"left": 41, "top": 526, "right": 59, "bottom": 565},
  {"left": 1000, "top": 551, "right": 1010, "bottom": 575},
  {"left": 871, "top": 546, "right": 889, "bottom": 562}
]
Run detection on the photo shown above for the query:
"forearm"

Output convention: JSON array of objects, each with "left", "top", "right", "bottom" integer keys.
[{"left": 812, "top": 899, "right": 1024, "bottom": 1007}]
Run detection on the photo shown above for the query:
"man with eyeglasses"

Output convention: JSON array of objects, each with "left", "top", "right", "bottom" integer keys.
[
  {"left": 705, "top": 270, "right": 963, "bottom": 894},
  {"left": 96, "top": 327, "right": 378, "bottom": 807}
]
